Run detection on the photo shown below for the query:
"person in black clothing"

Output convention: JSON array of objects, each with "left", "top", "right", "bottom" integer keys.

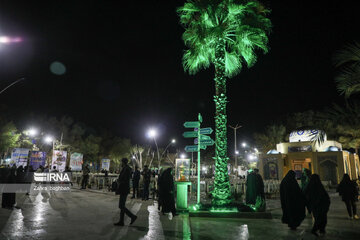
[
  {"left": 131, "top": 166, "right": 140, "bottom": 199},
  {"left": 337, "top": 174, "right": 359, "bottom": 219},
  {"left": 305, "top": 174, "right": 330, "bottom": 236},
  {"left": 114, "top": 158, "right": 137, "bottom": 226},
  {"left": 159, "top": 168, "right": 177, "bottom": 217},
  {"left": 81, "top": 165, "right": 90, "bottom": 189},
  {"left": 142, "top": 165, "right": 151, "bottom": 200},
  {"left": 2, "top": 166, "right": 16, "bottom": 209},
  {"left": 280, "top": 170, "right": 306, "bottom": 230},
  {"left": 246, "top": 169, "right": 265, "bottom": 206}
]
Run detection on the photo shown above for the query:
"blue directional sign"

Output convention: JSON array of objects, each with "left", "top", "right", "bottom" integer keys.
[
  {"left": 200, "top": 127, "right": 213, "bottom": 135},
  {"left": 185, "top": 145, "right": 198, "bottom": 152}
]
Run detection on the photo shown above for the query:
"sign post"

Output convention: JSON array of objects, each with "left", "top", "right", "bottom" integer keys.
[{"left": 183, "top": 113, "right": 214, "bottom": 204}]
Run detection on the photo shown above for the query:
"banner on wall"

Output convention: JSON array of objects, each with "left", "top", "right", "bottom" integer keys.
[
  {"left": 101, "top": 159, "right": 111, "bottom": 171},
  {"left": 52, "top": 150, "right": 67, "bottom": 172},
  {"left": 11, "top": 148, "right": 30, "bottom": 167},
  {"left": 29, "top": 151, "right": 46, "bottom": 170},
  {"left": 69, "top": 152, "right": 83, "bottom": 171}
]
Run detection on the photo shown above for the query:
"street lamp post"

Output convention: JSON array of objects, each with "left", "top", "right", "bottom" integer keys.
[
  {"left": 229, "top": 124, "right": 242, "bottom": 170},
  {"left": 160, "top": 139, "right": 176, "bottom": 166},
  {"left": 148, "top": 129, "right": 160, "bottom": 169}
]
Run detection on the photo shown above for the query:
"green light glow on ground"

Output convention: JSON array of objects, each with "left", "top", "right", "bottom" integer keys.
[{"left": 178, "top": 0, "right": 271, "bottom": 207}]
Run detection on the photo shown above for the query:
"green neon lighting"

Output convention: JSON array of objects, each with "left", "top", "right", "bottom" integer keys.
[
  {"left": 178, "top": 0, "right": 271, "bottom": 207},
  {"left": 209, "top": 207, "right": 239, "bottom": 213}
]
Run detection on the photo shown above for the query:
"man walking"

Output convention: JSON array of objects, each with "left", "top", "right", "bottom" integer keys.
[
  {"left": 142, "top": 165, "right": 151, "bottom": 200},
  {"left": 81, "top": 165, "right": 90, "bottom": 189},
  {"left": 131, "top": 166, "right": 140, "bottom": 199},
  {"left": 114, "top": 158, "right": 137, "bottom": 226}
]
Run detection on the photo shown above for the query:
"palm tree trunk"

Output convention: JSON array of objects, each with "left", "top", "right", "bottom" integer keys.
[{"left": 212, "top": 38, "right": 231, "bottom": 206}]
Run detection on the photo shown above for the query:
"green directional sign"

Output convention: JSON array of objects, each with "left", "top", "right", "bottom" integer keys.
[
  {"left": 200, "top": 139, "right": 215, "bottom": 146},
  {"left": 185, "top": 145, "right": 198, "bottom": 152},
  {"left": 200, "top": 145, "right": 207, "bottom": 150},
  {"left": 200, "top": 127, "right": 213, "bottom": 135},
  {"left": 183, "top": 131, "right": 198, "bottom": 138},
  {"left": 200, "top": 135, "right": 211, "bottom": 140},
  {"left": 184, "top": 121, "right": 200, "bottom": 128}
]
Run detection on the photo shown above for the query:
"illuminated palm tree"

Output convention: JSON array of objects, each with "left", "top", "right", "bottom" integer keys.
[
  {"left": 333, "top": 42, "right": 360, "bottom": 98},
  {"left": 177, "top": 0, "right": 271, "bottom": 206}
]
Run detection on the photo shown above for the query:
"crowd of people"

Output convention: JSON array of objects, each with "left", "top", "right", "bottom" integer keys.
[{"left": 280, "top": 169, "right": 359, "bottom": 237}]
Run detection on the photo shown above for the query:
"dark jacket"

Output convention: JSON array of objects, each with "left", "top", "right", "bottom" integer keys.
[
  {"left": 116, "top": 165, "right": 132, "bottom": 195},
  {"left": 337, "top": 174, "right": 359, "bottom": 202},
  {"left": 280, "top": 170, "right": 306, "bottom": 228},
  {"left": 142, "top": 169, "right": 151, "bottom": 184},
  {"left": 305, "top": 174, "right": 330, "bottom": 215},
  {"left": 132, "top": 170, "right": 140, "bottom": 183},
  {"left": 246, "top": 172, "right": 264, "bottom": 205}
]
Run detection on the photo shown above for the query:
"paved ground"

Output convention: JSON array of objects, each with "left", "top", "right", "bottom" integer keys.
[{"left": 0, "top": 188, "right": 359, "bottom": 240}]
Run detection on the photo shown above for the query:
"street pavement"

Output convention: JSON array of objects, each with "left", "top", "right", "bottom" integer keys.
[{"left": 0, "top": 188, "right": 359, "bottom": 240}]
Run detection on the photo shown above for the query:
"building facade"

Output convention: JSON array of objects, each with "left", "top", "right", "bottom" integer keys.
[{"left": 258, "top": 130, "right": 360, "bottom": 184}]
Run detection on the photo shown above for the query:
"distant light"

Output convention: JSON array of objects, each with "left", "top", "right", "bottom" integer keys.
[
  {"left": 254, "top": 148, "right": 258, "bottom": 152},
  {"left": 148, "top": 129, "right": 157, "bottom": 138},
  {"left": 27, "top": 128, "right": 38, "bottom": 137},
  {"left": 180, "top": 154, "right": 186, "bottom": 159},
  {"left": 132, "top": 155, "right": 136, "bottom": 159},
  {"left": 44, "top": 136, "right": 53, "bottom": 143},
  {"left": 235, "top": 150, "right": 239, "bottom": 155},
  {"left": 248, "top": 154, "right": 257, "bottom": 161},
  {"left": 171, "top": 139, "right": 176, "bottom": 143},
  {"left": 242, "top": 142, "right": 246, "bottom": 147},
  {"left": 202, "top": 166, "right": 207, "bottom": 171},
  {"left": 0, "top": 36, "right": 22, "bottom": 44}
]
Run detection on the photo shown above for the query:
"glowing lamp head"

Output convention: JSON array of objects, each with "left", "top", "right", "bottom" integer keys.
[
  {"left": 242, "top": 142, "right": 247, "bottom": 148},
  {"left": 148, "top": 129, "right": 157, "bottom": 138},
  {"left": 235, "top": 150, "right": 239, "bottom": 155},
  {"left": 180, "top": 154, "right": 186, "bottom": 159},
  {"left": 27, "top": 128, "right": 38, "bottom": 137},
  {"left": 44, "top": 136, "right": 53, "bottom": 144},
  {"left": 171, "top": 139, "right": 176, "bottom": 143}
]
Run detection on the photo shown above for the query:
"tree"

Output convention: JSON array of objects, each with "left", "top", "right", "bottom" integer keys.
[
  {"left": 0, "top": 122, "right": 21, "bottom": 158},
  {"left": 333, "top": 42, "right": 360, "bottom": 98},
  {"left": 178, "top": 0, "right": 271, "bottom": 206},
  {"left": 254, "top": 124, "right": 286, "bottom": 153}
]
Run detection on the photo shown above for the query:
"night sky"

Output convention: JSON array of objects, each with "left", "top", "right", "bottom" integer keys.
[{"left": 0, "top": 1, "right": 358, "bottom": 148}]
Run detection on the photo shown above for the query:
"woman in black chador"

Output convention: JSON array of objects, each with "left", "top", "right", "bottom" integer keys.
[
  {"left": 337, "top": 174, "right": 359, "bottom": 219},
  {"left": 159, "top": 168, "right": 177, "bottom": 217},
  {"left": 1, "top": 166, "right": 16, "bottom": 209},
  {"left": 280, "top": 170, "right": 305, "bottom": 230},
  {"left": 305, "top": 174, "right": 330, "bottom": 236}
]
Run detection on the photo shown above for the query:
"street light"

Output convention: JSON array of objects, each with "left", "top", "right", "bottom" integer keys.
[
  {"left": 171, "top": 139, "right": 176, "bottom": 143},
  {"left": 242, "top": 142, "right": 247, "bottom": 148},
  {"left": 147, "top": 128, "right": 160, "bottom": 169},
  {"left": 235, "top": 150, "right": 239, "bottom": 155},
  {"left": 180, "top": 154, "right": 186, "bottom": 159},
  {"left": 44, "top": 136, "right": 53, "bottom": 144},
  {"left": 27, "top": 128, "right": 38, "bottom": 137},
  {"left": 160, "top": 139, "right": 176, "bottom": 163}
]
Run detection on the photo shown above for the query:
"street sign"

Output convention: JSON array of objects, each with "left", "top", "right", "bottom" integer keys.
[
  {"left": 198, "top": 113, "right": 203, "bottom": 123},
  {"left": 200, "top": 127, "right": 213, "bottom": 135},
  {"left": 200, "top": 139, "right": 215, "bottom": 146},
  {"left": 200, "top": 135, "right": 211, "bottom": 140},
  {"left": 183, "top": 131, "right": 198, "bottom": 138},
  {"left": 200, "top": 145, "right": 207, "bottom": 150},
  {"left": 184, "top": 121, "right": 200, "bottom": 128},
  {"left": 185, "top": 145, "right": 198, "bottom": 152}
]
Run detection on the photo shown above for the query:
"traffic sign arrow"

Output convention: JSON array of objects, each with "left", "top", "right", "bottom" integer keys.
[
  {"left": 185, "top": 145, "right": 199, "bottom": 152},
  {"left": 200, "top": 127, "right": 213, "bottom": 135},
  {"left": 184, "top": 121, "right": 200, "bottom": 128},
  {"left": 200, "top": 145, "right": 207, "bottom": 150},
  {"left": 183, "top": 131, "right": 198, "bottom": 138}
]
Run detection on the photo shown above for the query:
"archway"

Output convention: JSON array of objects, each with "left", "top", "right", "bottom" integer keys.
[{"left": 320, "top": 160, "right": 337, "bottom": 184}]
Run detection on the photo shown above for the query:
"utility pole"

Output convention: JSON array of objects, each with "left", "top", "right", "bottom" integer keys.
[{"left": 229, "top": 124, "right": 242, "bottom": 172}]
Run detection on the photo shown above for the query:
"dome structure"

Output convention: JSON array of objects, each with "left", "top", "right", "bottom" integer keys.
[
  {"left": 324, "top": 146, "right": 340, "bottom": 152},
  {"left": 267, "top": 149, "right": 280, "bottom": 154}
]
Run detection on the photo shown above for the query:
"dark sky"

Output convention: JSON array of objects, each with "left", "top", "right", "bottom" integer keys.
[{"left": 0, "top": 1, "right": 358, "bottom": 148}]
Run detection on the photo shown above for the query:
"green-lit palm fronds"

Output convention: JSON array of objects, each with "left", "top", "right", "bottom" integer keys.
[
  {"left": 178, "top": 0, "right": 272, "bottom": 78},
  {"left": 333, "top": 42, "right": 360, "bottom": 98}
]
